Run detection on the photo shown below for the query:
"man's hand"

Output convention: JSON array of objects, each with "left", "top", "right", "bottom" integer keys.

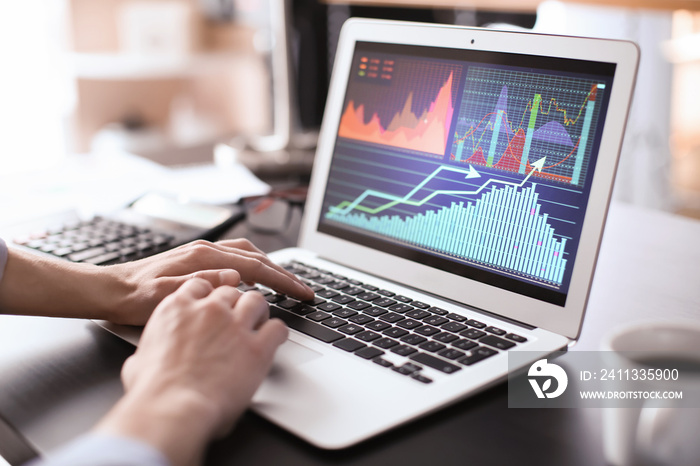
[
  {"left": 96, "top": 278, "right": 288, "bottom": 466},
  {"left": 106, "top": 238, "right": 313, "bottom": 325},
  {"left": 0, "top": 238, "right": 313, "bottom": 325}
]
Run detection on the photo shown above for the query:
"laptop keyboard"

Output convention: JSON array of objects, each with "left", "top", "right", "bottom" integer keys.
[
  {"left": 248, "top": 261, "right": 528, "bottom": 385},
  {"left": 13, "top": 217, "right": 176, "bottom": 265}
]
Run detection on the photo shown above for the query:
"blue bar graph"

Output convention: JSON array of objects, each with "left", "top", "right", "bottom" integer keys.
[{"left": 326, "top": 183, "right": 568, "bottom": 285}]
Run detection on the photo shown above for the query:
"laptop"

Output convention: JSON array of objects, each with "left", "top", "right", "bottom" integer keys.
[{"left": 107, "top": 18, "right": 640, "bottom": 449}]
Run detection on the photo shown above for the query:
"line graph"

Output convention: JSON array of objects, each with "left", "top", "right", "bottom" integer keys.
[
  {"left": 450, "top": 67, "right": 604, "bottom": 185},
  {"left": 329, "top": 157, "right": 546, "bottom": 216},
  {"left": 337, "top": 56, "right": 461, "bottom": 157},
  {"left": 325, "top": 158, "right": 568, "bottom": 285}
]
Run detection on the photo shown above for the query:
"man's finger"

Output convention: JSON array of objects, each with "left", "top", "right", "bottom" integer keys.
[
  {"left": 177, "top": 277, "right": 216, "bottom": 300},
  {"left": 189, "top": 269, "right": 241, "bottom": 288},
  {"left": 205, "top": 285, "right": 243, "bottom": 310},
  {"left": 232, "top": 291, "right": 270, "bottom": 330},
  {"left": 255, "top": 318, "right": 289, "bottom": 357}
]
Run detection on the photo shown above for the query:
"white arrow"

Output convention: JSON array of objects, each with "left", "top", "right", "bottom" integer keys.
[
  {"left": 465, "top": 164, "right": 481, "bottom": 179},
  {"left": 531, "top": 156, "right": 547, "bottom": 172}
]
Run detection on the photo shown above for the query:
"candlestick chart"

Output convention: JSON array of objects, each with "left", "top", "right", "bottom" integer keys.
[{"left": 450, "top": 67, "right": 605, "bottom": 186}]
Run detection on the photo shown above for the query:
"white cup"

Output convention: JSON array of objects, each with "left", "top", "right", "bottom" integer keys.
[{"left": 601, "top": 321, "right": 700, "bottom": 466}]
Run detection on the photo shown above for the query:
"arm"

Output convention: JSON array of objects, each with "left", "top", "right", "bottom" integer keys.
[{"left": 0, "top": 238, "right": 313, "bottom": 325}]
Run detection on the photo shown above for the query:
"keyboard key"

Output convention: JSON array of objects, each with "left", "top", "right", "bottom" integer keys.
[
  {"left": 365, "top": 321, "right": 391, "bottom": 332},
  {"left": 318, "top": 302, "right": 342, "bottom": 312},
  {"left": 418, "top": 341, "right": 446, "bottom": 353},
  {"left": 316, "top": 289, "right": 339, "bottom": 299},
  {"left": 479, "top": 335, "right": 516, "bottom": 350},
  {"left": 428, "top": 306, "right": 448, "bottom": 316},
  {"left": 333, "top": 308, "right": 358, "bottom": 318},
  {"left": 356, "top": 347, "right": 384, "bottom": 360},
  {"left": 423, "top": 315, "right": 449, "bottom": 326},
  {"left": 452, "top": 339, "right": 478, "bottom": 351},
  {"left": 373, "top": 357, "right": 393, "bottom": 368},
  {"left": 291, "top": 304, "right": 315, "bottom": 316},
  {"left": 361, "top": 284, "right": 379, "bottom": 292},
  {"left": 348, "top": 314, "right": 374, "bottom": 325},
  {"left": 400, "top": 334, "right": 427, "bottom": 345},
  {"left": 67, "top": 247, "right": 107, "bottom": 262},
  {"left": 373, "top": 298, "right": 398, "bottom": 307},
  {"left": 446, "top": 313, "right": 467, "bottom": 322},
  {"left": 303, "top": 296, "right": 326, "bottom": 306},
  {"left": 307, "top": 311, "right": 331, "bottom": 322},
  {"left": 347, "top": 301, "right": 371, "bottom": 311},
  {"left": 410, "top": 353, "right": 461, "bottom": 374},
  {"left": 506, "top": 333, "right": 528, "bottom": 343},
  {"left": 458, "top": 346, "right": 498, "bottom": 366},
  {"left": 333, "top": 338, "right": 366, "bottom": 352},
  {"left": 485, "top": 326, "right": 507, "bottom": 336},
  {"left": 382, "top": 327, "right": 409, "bottom": 338},
  {"left": 338, "top": 324, "right": 364, "bottom": 335},
  {"left": 396, "top": 318, "right": 422, "bottom": 330},
  {"left": 379, "top": 312, "right": 404, "bottom": 323},
  {"left": 388, "top": 303, "right": 413, "bottom": 314},
  {"left": 391, "top": 345, "right": 417, "bottom": 356},
  {"left": 270, "top": 306, "right": 343, "bottom": 343},
  {"left": 466, "top": 319, "right": 486, "bottom": 329},
  {"left": 364, "top": 306, "right": 388, "bottom": 317},
  {"left": 355, "top": 331, "right": 381, "bottom": 342},
  {"left": 394, "top": 295, "right": 412, "bottom": 303},
  {"left": 343, "top": 286, "right": 364, "bottom": 296},
  {"left": 406, "top": 309, "right": 431, "bottom": 319},
  {"left": 322, "top": 317, "right": 347, "bottom": 329},
  {"left": 328, "top": 281, "right": 350, "bottom": 290},
  {"left": 437, "top": 348, "right": 466, "bottom": 360},
  {"left": 373, "top": 338, "right": 398, "bottom": 349},
  {"left": 460, "top": 329, "right": 487, "bottom": 340},
  {"left": 411, "top": 373, "right": 433, "bottom": 384},
  {"left": 377, "top": 289, "right": 395, "bottom": 297},
  {"left": 265, "top": 294, "right": 285, "bottom": 304},
  {"left": 441, "top": 322, "right": 468, "bottom": 333},
  {"left": 332, "top": 295, "right": 355, "bottom": 305},
  {"left": 415, "top": 325, "right": 440, "bottom": 337},
  {"left": 411, "top": 301, "right": 430, "bottom": 309},
  {"left": 433, "top": 332, "right": 459, "bottom": 343},
  {"left": 84, "top": 252, "right": 121, "bottom": 265},
  {"left": 357, "top": 292, "right": 380, "bottom": 301},
  {"left": 392, "top": 363, "right": 420, "bottom": 375},
  {"left": 278, "top": 298, "right": 303, "bottom": 310}
]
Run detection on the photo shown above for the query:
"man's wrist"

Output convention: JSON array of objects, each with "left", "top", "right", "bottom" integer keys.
[{"left": 96, "top": 386, "right": 219, "bottom": 466}]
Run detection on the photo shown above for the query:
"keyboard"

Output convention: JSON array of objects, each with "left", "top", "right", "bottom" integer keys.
[
  {"left": 13, "top": 217, "right": 176, "bottom": 265},
  {"left": 249, "top": 261, "right": 529, "bottom": 385}
]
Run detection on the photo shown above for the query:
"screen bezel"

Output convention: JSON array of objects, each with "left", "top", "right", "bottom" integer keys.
[{"left": 300, "top": 19, "right": 639, "bottom": 340}]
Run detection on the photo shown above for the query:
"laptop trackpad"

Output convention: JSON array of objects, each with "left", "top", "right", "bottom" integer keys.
[{"left": 275, "top": 339, "right": 323, "bottom": 366}]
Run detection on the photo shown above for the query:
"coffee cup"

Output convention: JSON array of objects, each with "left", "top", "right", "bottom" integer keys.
[{"left": 600, "top": 321, "right": 700, "bottom": 466}]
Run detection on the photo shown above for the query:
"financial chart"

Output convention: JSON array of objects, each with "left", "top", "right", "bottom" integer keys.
[{"left": 320, "top": 46, "right": 612, "bottom": 304}]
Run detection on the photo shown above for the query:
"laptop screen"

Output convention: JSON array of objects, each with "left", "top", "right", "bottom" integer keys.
[{"left": 318, "top": 41, "right": 615, "bottom": 307}]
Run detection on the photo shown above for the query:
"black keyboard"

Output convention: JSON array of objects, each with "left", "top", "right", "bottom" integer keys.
[
  {"left": 13, "top": 217, "right": 176, "bottom": 265},
  {"left": 246, "top": 261, "right": 529, "bottom": 385}
]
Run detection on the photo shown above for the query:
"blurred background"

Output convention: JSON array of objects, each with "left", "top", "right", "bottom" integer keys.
[{"left": 1, "top": 0, "right": 699, "bottom": 218}]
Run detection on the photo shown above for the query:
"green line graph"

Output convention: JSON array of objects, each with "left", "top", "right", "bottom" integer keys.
[{"left": 328, "top": 157, "right": 547, "bottom": 216}]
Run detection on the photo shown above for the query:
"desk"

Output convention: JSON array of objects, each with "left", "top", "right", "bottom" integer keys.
[{"left": 0, "top": 202, "right": 698, "bottom": 465}]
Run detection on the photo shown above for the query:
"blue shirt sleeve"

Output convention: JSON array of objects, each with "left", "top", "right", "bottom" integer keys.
[
  {"left": 22, "top": 433, "right": 171, "bottom": 466},
  {"left": 0, "top": 237, "right": 7, "bottom": 284}
]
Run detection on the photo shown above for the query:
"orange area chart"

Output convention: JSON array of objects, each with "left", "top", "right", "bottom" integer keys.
[{"left": 338, "top": 73, "right": 454, "bottom": 156}]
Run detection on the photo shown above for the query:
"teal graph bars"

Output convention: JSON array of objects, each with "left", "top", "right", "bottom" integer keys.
[{"left": 326, "top": 183, "right": 567, "bottom": 285}]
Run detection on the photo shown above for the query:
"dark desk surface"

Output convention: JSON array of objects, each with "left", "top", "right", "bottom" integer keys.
[{"left": 1, "top": 202, "right": 699, "bottom": 466}]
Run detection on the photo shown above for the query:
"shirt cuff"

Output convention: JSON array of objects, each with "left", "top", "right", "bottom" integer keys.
[
  {"left": 23, "top": 433, "right": 171, "bottom": 466},
  {"left": 0, "top": 237, "right": 7, "bottom": 284}
]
